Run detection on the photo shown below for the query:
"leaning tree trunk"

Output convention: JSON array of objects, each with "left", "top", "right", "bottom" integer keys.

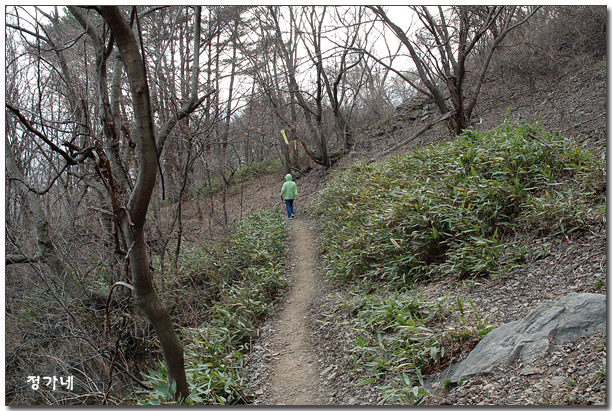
[{"left": 98, "top": 6, "right": 189, "bottom": 401}]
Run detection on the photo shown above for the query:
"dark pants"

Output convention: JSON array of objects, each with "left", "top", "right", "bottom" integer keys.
[{"left": 285, "top": 199, "right": 294, "bottom": 218}]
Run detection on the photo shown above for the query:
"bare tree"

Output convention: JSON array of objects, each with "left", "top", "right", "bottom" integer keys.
[
  {"left": 5, "top": 7, "right": 97, "bottom": 300},
  {"left": 369, "top": 6, "right": 540, "bottom": 135},
  {"left": 308, "top": 7, "right": 365, "bottom": 151},
  {"left": 268, "top": 7, "right": 334, "bottom": 167},
  {"left": 5, "top": 135, "right": 89, "bottom": 299},
  {"left": 237, "top": 7, "right": 300, "bottom": 174},
  {"left": 95, "top": 5, "right": 221, "bottom": 400}
]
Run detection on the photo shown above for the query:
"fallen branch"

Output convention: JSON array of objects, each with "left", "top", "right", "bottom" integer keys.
[
  {"left": 525, "top": 132, "right": 567, "bottom": 169},
  {"left": 563, "top": 112, "right": 606, "bottom": 133},
  {"left": 372, "top": 110, "right": 455, "bottom": 162},
  {"left": 6, "top": 253, "right": 43, "bottom": 265}
]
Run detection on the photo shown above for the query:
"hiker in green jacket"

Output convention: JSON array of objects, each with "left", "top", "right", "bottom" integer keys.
[{"left": 280, "top": 173, "right": 298, "bottom": 219}]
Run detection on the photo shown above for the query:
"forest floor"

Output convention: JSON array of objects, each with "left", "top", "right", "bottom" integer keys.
[{"left": 236, "top": 182, "right": 605, "bottom": 406}]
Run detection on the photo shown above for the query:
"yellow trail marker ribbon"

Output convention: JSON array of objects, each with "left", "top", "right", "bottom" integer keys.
[{"left": 281, "top": 129, "right": 289, "bottom": 145}]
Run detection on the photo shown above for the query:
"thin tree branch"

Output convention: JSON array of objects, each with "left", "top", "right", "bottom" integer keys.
[
  {"left": 347, "top": 46, "right": 432, "bottom": 98},
  {"left": 7, "top": 162, "right": 69, "bottom": 196},
  {"left": 6, "top": 103, "right": 78, "bottom": 165},
  {"left": 6, "top": 253, "right": 43, "bottom": 265}
]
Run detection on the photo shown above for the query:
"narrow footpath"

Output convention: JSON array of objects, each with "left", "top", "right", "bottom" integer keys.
[{"left": 263, "top": 217, "right": 326, "bottom": 405}]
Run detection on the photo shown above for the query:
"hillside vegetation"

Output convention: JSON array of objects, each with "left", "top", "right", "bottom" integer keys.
[
  {"left": 140, "top": 209, "right": 289, "bottom": 404},
  {"left": 139, "top": 6, "right": 608, "bottom": 405},
  {"left": 318, "top": 121, "right": 604, "bottom": 287},
  {"left": 314, "top": 121, "right": 605, "bottom": 403}
]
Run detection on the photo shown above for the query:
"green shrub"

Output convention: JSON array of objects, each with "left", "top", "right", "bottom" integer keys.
[
  {"left": 345, "top": 291, "right": 488, "bottom": 404},
  {"left": 317, "top": 121, "right": 605, "bottom": 403},
  {"left": 234, "top": 157, "right": 283, "bottom": 182},
  {"left": 317, "top": 121, "right": 605, "bottom": 288},
  {"left": 137, "top": 209, "right": 289, "bottom": 405}
]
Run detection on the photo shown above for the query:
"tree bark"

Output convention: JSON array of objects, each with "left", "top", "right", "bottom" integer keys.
[{"left": 98, "top": 6, "right": 189, "bottom": 401}]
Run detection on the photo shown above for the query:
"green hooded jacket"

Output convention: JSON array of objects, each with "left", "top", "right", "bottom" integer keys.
[{"left": 280, "top": 174, "right": 298, "bottom": 200}]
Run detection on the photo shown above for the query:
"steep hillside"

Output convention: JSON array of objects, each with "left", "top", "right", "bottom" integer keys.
[
  {"left": 271, "top": 25, "right": 606, "bottom": 406},
  {"left": 296, "top": 53, "right": 606, "bottom": 208},
  {"left": 153, "top": 9, "right": 606, "bottom": 406},
  {"left": 179, "top": 21, "right": 607, "bottom": 405},
  {"left": 308, "top": 124, "right": 604, "bottom": 405}
]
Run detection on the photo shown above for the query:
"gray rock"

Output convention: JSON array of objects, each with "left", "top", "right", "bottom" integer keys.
[{"left": 429, "top": 292, "right": 606, "bottom": 387}]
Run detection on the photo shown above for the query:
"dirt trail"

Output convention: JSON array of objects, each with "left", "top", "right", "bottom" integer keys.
[{"left": 263, "top": 217, "right": 327, "bottom": 405}]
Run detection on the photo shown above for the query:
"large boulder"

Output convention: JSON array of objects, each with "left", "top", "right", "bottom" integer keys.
[{"left": 428, "top": 292, "right": 606, "bottom": 387}]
